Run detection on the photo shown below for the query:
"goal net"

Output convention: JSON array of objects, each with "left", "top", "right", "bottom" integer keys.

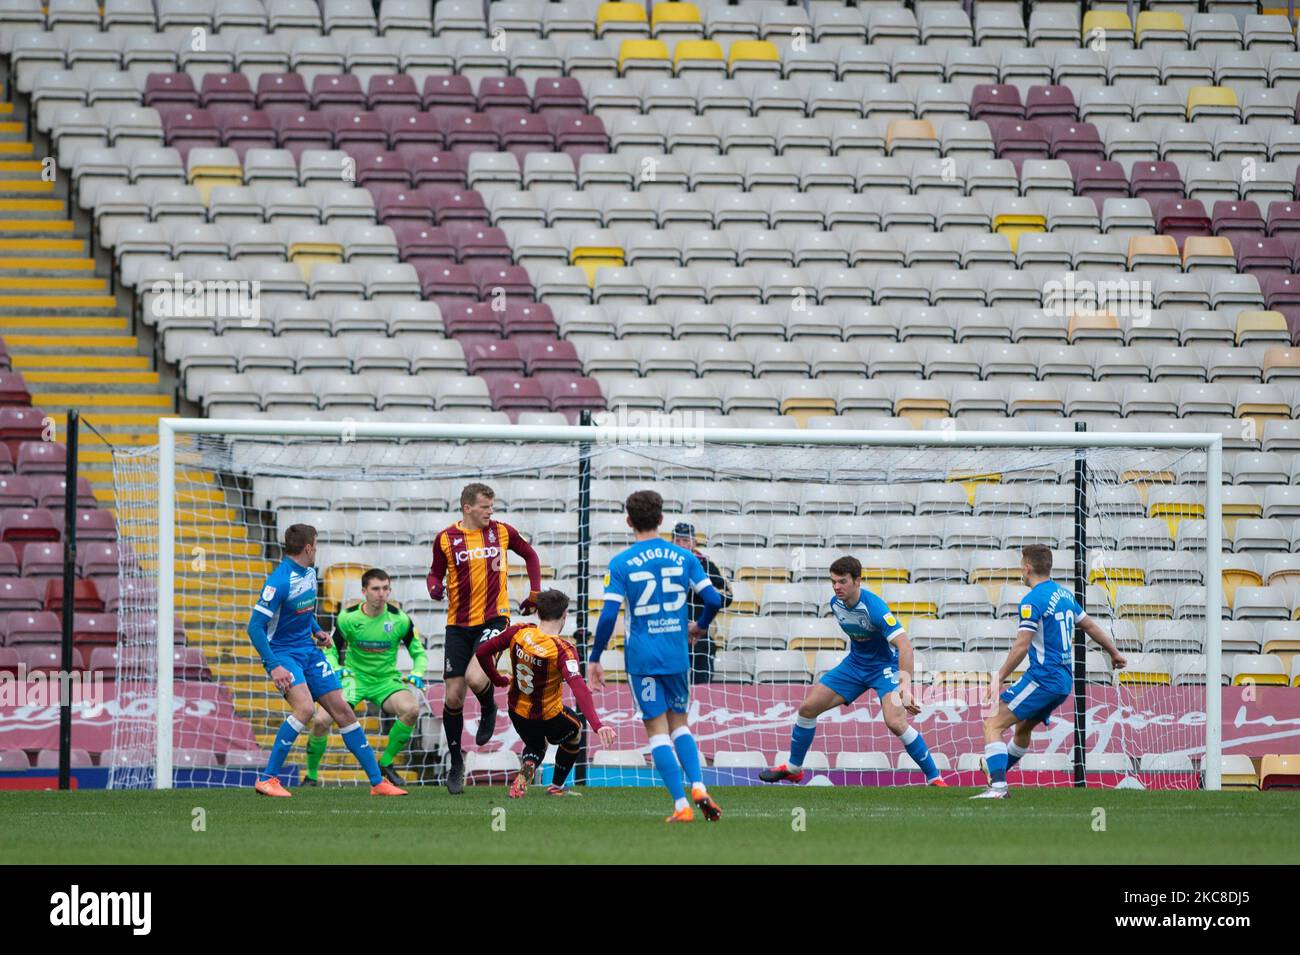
[{"left": 108, "top": 418, "right": 1222, "bottom": 791}]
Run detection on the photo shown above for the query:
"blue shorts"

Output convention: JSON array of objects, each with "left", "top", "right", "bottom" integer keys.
[
  {"left": 272, "top": 645, "right": 342, "bottom": 701},
  {"left": 628, "top": 671, "right": 689, "bottom": 721},
  {"left": 1000, "top": 674, "right": 1070, "bottom": 723},
  {"left": 819, "top": 655, "right": 900, "bottom": 705}
]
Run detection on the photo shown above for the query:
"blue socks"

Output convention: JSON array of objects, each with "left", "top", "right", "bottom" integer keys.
[
  {"left": 649, "top": 734, "right": 686, "bottom": 803},
  {"left": 986, "top": 741, "right": 1009, "bottom": 785},
  {"left": 788, "top": 715, "right": 817, "bottom": 769},
  {"left": 671, "top": 726, "right": 703, "bottom": 790},
  {"left": 340, "top": 721, "right": 382, "bottom": 785},
  {"left": 900, "top": 726, "right": 939, "bottom": 781},
  {"left": 1006, "top": 740, "right": 1028, "bottom": 771},
  {"left": 263, "top": 714, "right": 305, "bottom": 780}
]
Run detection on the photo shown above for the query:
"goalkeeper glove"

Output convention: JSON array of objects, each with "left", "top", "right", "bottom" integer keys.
[
  {"left": 519, "top": 590, "right": 542, "bottom": 615},
  {"left": 405, "top": 674, "right": 426, "bottom": 691}
]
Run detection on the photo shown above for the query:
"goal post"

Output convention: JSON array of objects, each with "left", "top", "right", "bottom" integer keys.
[{"left": 123, "top": 418, "right": 1222, "bottom": 791}]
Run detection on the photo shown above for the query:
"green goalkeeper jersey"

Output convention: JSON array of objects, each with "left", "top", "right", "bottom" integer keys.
[{"left": 326, "top": 602, "right": 427, "bottom": 683}]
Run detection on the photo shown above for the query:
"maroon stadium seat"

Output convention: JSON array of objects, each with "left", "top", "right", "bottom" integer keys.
[
  {"left": 327, "top": 109, "right": 386, "bottom": 147},
  {"left": 1128, "top": 161, "right": 1182, "bottom": 203},
  {"left": 143, "top": 72, "right": 199, "bottom": 107},
  {"left": 415, "top": 261, "right": 479, "bottom": 307},
  {"left": 422, "top": 75, "right": 476, "bottom": 111},
  {"left": 371, "top": 183, "right": 435, "bottom": 223},
  {"left": 15, "top": 441, "right": 66, "bottom": 475},
  {"left": 531, "top": 77, "right": 586, "bottom": 114},
  {"left": 383, "top": 111, "right": 444, "bottom": 149},
  {"left": 471, "top": 264, "right": 535, "bottom": 301},
  {"left": 256, "top": 72, "right": 310, "bottom": 108},
  {"left": 311, "top": 73, "right": 366, "bottom": 109},
  {"left": 477, "top": 75, "right": 531, "bottom": 113},
  {"left": 78, "top": 541, "right": 132, "bottom": 578},
  {"left": 88, "top": 646, "right": 119, "bottom": 678},
  {"left": 158, "top": 105, "right": 220, "bottom": 149},
  {"left": 18, "top": 541, "right": 61, "bottom": 580},
  {"left": 1070, "top": 159, "right": 1130, "bottom": 203},
  {"left": 1231, "top": 236, "right": 1287, "bottom": 277},
  {"left": 970, "top": 83, "right": 1023, "bottom": 120},
  {"left": 1212, "top": 200, "right": 1266, "bottom": 241},
  {"left": 1047, "top": 121, "right": 1104, "bottom": 161},
  {"left": 343, "top": 145, "right": 409, "bottom": 185},
  {"left": 0, "top": 371, "right": 31, "bottom": 406},
  {"left": 43, "top": 578, "right": 103, "bottom": 614},
  {"left": 538, "top": 375, "right": 605, "bottom": 416},
  {"left": 174, "top": 749, "right": 221, "bottom": 769},
  {"left": 989, "top": 118, "right": 1048, "bottom": 160},
  {"left": 72, "top": 612, "right": 117, "bottom": 649},
  {"left": 266, "top": 106, "right": 332, "bottom": 149},
  {"left": 1, "top": 610, "right": 60, "bottom": 645},
  {"left": 423, "top": 185, "right": 489, "bottom": 226},
  {"left": 548, "top": 113, "right": 609, "bottom": 160},
  {"left": 483, "top": 374, "right": 550, "bottom": 412},
  {"left": 491, "top": 110, "right": 555, "bottom": 160},
  {"left": 200, "top": 72, "right": 255, "bottom": 108},
  {"left": 366, "top": 73, "right": 420, "bottom": 109},
  {"left": 0, "top": 406, "right": 44, "bottom": 448},
  {"left": 36, "top": 748, "right": 94, "bottom": 769},
  {"left": 0, "top": 508, "right": 59, "bottom": 543},
  {"left": 31, "top": 476, "right": 96, "bottom": 510},
  {"left": 1267, "top": 200, "right": 1300, "bottom": 237},
  {"left": 175, "top": 646, "right": 211, "bottom": 681},
  {"left": 0, "top": 474, "right": 36, "bottom": 507},
  {"left": 0, "top": 543, "right": 18, "bottom": 575},
  {"left": 391, "top": 221, "right": 455, "bottom": 261},
  {"left": 0, "top": 647, "right": 16, "bottom": 675},
  {"left": 398, "top": 146, "right": 464, "bottom": 186},
  {"left": 441, "top": 301, "right": 503, "bottom": 337},
  {"left": 464, "top": 339, "right": 524, "bottom": 375},
  {"left": 211, "top": 106, "right": 275, "bottom": 148},
  {"left": 0, "top": 749, "right": 31, "bottom": 770},
  {"left": 503, "top": 301, "right": 557, "bottom": 338},
  {"left": 16, "top": 645, "right": 84, "bottom": 672},
  {"left": 223, "top": 749, "right": 265, "bottom": 768},
  {"left": 1024, "top": 85, "right": 1076, "bottom": 121},
  {"left": 0, "top": 578, "right": 41, "bottom": 611},
  {"left": 518, "top": 337, "right": 581, "bottom": 374},
  {"left": 0, "top": 444, "right": 11, "bottom": 474},
  {"left": 1154, "top": 197, "right": 1211, "bottom": 246},
  {"left": 447, "top": 223, "right": 512, "bottom": 265}
]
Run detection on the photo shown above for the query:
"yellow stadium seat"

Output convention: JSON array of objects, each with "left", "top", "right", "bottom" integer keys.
[
  {"left": 1135, "top": 11, "right": 1187, "bottom": 48},
  {"left": 651, "top": 1, "right": 703, "bottom": 38},
  {"left": 727, "top": 39, "right": 780, "bottom": 76},
  {"left": 1181, "top": 235, "right": 1236, "bottom": 271},
  {"left": 321, "top": 562, "right": 366, "bottom": 613},
  {"left": 672, "top": 38, "right": 724, "bottom": 74},
  {"left": 1186, "top": 85, "right": 1239, "bottom": 121},
  {"left": 1222, "top": 560, "right": 1264, "bottom": 608},
  {"left": 1126, "top": 234, "right": 1181, "bottom": 270},
  {"left": 1089, "top": 555, "right": 1144, "bottom": 606},
  {"left": 1263, "top": 346, "right": 1300, "bottom": 383},
  {"left": 885, "top": 118, "right": 939, "bottom": 157},
  {"left": 596, "top": 2, "right": 649, "bottom": 37},
  {"left": 1221, "top": 754, "right": 1259, "bottom": 790},
  {"left": 992, "top": 211, "right": 1046, "bottom": 250},
  {"left": 787, "top": 619, "right": 847, "bottom": 652},
  {"left": 1116, "top": 653, "right": 1171, "bottom": 686},
  {"left": 1236, "top": 309, "right": 1291, "bottom": 346},
  {"left": 1068, "top": 311, "right": 1122, "bottom": 343},
  {"left": 1082, "top": 10, "right": 1133, "bottom": 45},
  {"left": 860, "top": 553, "right": 909, "bottom": 588},
  {"left": 894, "top": 391, "right": 949, "bottom": 428},
  {"left": 1259, "top": 754, "right": 1300, "bottom": 790},
  {"left": 617, "top": 38, "right": 670, "bottom": 74},
  {"left": 189, "top": 158, "right": 243, "bottom": 205}
]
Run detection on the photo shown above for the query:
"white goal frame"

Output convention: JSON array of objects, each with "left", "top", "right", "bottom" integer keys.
[{"left": 154, "top": 419, "right": 1225, "bottom": 791}]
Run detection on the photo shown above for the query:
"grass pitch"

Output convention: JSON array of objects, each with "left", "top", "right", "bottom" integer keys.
[{"left": 3, "top": 786, "right": 1297, "bottom": 865}]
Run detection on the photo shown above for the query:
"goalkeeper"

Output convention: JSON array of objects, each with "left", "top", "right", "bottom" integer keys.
[{"left": 303, "top": 568, "right": 427, "bottom": 788}]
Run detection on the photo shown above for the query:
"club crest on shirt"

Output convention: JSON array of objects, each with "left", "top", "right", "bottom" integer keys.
[
  {"left": 288, "top": 569, "right": 316, "bottom": 600},
  {"left": 1021, "top": 605, "right": 1033, "bottom": 619}
]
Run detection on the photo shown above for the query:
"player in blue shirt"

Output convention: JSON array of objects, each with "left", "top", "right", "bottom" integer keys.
[
  {"left": 588, "top": 490, "right": 724, "bottom": 822},
  {"left": 246, "top": 523, "right": 407, "bottom": 797},
  {"left": 761, "top": 555, "right": 947, "bottom": 786},
  {"left": 971, "top": 544, "right": 1126, "bottom": 800}
]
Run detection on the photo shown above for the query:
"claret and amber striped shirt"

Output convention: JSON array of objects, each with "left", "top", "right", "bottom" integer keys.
[{"left": 426, "top": 520, "right": 542, "bottom": 627}]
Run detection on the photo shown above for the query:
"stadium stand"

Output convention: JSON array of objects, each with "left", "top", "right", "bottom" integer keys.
[{"left": 1, "top": 0, "right": 1298, "bottom": 781}]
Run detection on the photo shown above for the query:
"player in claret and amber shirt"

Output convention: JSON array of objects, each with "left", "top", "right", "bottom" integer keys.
[
  {"left": 474, "top": 589, "right": 616, "bottom": 798},
  {"left": 427, "top": 482, "right": 543, "bottom": 794}
]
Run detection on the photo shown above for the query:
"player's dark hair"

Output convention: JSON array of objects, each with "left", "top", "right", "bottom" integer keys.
[
  {"left": 536, "top": 589, "right": 570, "bottom": 622},
  {"left": 1022, "top": 544, "right": 1053, "bottom": 577},
  {"left": 460, "top": 482, "right": 495, "bottom": 508},
  {"left": 829, "top": 555, "right": 862, "bottom": 580},
  {"left": 625, "top": 489, "right": 664, "bottom": 531},
  {"left": 361, "top": 568, "right": 390, "bottom": 588},
  {"left": 283, "top": 523, "right": 316, "bottom": 556}
]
